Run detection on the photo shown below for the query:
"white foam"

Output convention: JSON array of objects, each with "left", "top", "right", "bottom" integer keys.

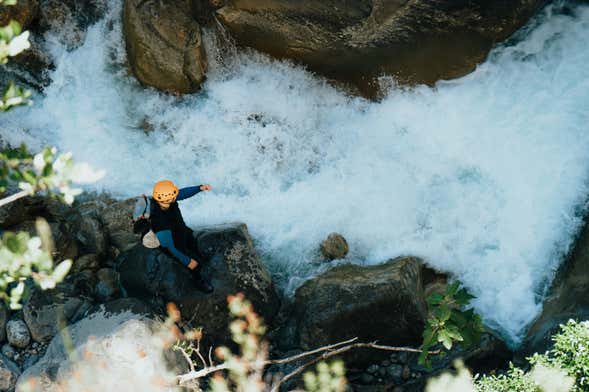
[{"left": 3, "top": 2, "right": 589, "bottom": 345}]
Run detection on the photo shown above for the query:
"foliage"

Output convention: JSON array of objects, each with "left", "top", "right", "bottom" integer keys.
[
  {"left": 428, "top": 320, "right": 588, "bottom": 392},
  {"left": 0, "top": 144, "right": 104, "bottom": 204},
  {"left": 303, "top": 361, "right": 346, "bottom": 392},
  {"left": 419, "top": 281, "right": 484, "bottom": 367},
  {"left": 1, "top": 0, "right": 32, "bottom": 111},
  {"left": 0, "top": 221, "right": 72, "bottom": 309}
]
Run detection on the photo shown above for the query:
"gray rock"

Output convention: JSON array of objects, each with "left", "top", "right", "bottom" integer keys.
[
  {"left": 402, "top": 365, "right": 411, "bottom": 381},
  {"left": 23, "top": 286, "right": 91, "bottom": 342},
  {"left": 366, "top": 364, "right": 379, "bottom": 374},
  {"left": 320, "top": 233, "right": 349, "bottom": 260},
  {"left": 124, "top": 0, "right": 207, "bottom": 94},
  {"left": 1, "top": 344, "right": 15, "bottom": 360},
  {"left": 94, "top": 268, "right": 121, "bottom": 302},
  {"left": 293, "top": 257, "right": 427, "bottom": 355},
  {"left": 217, "top": 0, "right": 547, "bottom": 96},
  {"left": 0, "top": 353, "right": 20, "bottom": 391},
  {"left": 6, "top": 320, "right": 31, "bottom": 348},
  {"left": 360, "top": 373, "right": 374, "bottom": 384},
  {"left": 22, "top": 354, "right": 40, "bottom": 370},
  {"left": 0, "top": 303, "right": 7, "bottom": 342},
  {"left": 117, "top": 223, "right": 281, "bottom": 346},
  {"left": 76, "top": 214, "right": 108, "bottom": 255},
  {"left": 387, "top": 364, "right": 404, "bottom": 383},
  {"left": 72, "top": 254, "right": 101, "bottom": 273},
  {"left": 17, "top": 298, "right": 188, "bottom": 391},
  {"left": 522, "top": 217, "right": 589, "bottom": 356}
]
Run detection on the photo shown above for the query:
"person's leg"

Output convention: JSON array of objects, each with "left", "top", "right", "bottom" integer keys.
[{"left": 180, "top": 227, "right": 213, "bottom": 293}]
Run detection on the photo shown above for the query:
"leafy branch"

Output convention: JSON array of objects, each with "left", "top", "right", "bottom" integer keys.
[{"left": 419, "top": 281, "right": 484, "bottom": 367}]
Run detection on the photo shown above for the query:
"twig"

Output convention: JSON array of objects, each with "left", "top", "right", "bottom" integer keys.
[
  {"left": 269, "top": 341, "right": 439, "bottom": 392},
  {"left": 176, "top": 337, "right": 439, "bottom": 387},
  {"left": 208, "top": 346, "right": 214, "bottom": 368},
  {"left": 0, "top": 189, "right": 31, "bottom": 208},
  {"left": 265, "top": 337, "right": 358, "bottom": 365},
  {"left": 195, "top": 340, "right": 207, "bottom": 369},
  {"left": 178, "top": 346, "right": 195, "bottom": 373}
]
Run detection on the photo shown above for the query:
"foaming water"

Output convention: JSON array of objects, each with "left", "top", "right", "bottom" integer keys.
[{"left": 3, "top": 2, "right": 589, "bottom": 345}]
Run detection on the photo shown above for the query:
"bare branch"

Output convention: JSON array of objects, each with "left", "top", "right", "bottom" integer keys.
[
  {"left": 265, "top": 337, "right": 358, "bottom": 365},
  {"left": 208, "top": 346, "right": 214, "bottom": 368},
  {"left": 195, "top": 340, "right": 207, "bottom": 369},
  {"left": 0, "top": 189, "right": 32, "bottom": 208},
  {"left": 177, "top": 337, "right": 439, "bottom": 388},
  {"left": 270, "top": 341, "right": 438, "bottom": 392},
  {"left": 178, "top": 346, "right": 195, "bottom": 373}
]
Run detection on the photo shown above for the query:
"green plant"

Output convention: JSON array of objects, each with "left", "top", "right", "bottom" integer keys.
[{"left": 419, "top": 281, "right": 484, "bottom": 367}]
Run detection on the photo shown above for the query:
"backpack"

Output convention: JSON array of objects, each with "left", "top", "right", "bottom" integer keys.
[{"left": 132, "top": 195, "right": 160, "bottom": 248}]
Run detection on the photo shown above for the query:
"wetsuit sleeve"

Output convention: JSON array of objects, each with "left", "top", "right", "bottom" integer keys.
[
  {"left": 177, "top": 185, "right": 203, "bottom": 201},
  {"left": 155, "top": 230, "right": 191, "bottom": 266}
]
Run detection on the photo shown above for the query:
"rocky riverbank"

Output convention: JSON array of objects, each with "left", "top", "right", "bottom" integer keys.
[{"left": 0, "top": 192, "right": 515, "bottom": 391}]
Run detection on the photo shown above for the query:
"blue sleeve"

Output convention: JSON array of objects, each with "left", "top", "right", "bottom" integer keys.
[
  {"left": 155, "top": 230, "right": 191, "bottom": 266},
  {"left": 177, "top": 185, "right": 202, "bottom": 201}
]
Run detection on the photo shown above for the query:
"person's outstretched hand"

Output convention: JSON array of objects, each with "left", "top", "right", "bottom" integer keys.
[
  {"left": 200, "top": 184, "right": 212, "bottom": 191},
  {"left": 188, "top": 259, "right": 199, "bottom": 270}
]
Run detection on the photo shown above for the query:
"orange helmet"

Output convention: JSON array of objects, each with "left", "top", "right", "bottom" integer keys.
[{"left": 152, "top": 180, "right": 179, "bottom": 203}]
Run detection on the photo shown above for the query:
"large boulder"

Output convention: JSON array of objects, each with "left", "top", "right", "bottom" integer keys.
[
  {"left": 117, "top": 223, "right": 281, "bottom": 344},
  {"left": 0, "top": 353, "right": 20, "bottom": 391},
  {"left": 293, "top": 257, "right": 427, "bottom": 351},
  {"left": 123, "top": 0, "right": 207, "bottom": 94},
  {"left": 23, "top": 285, "right": 92, "bottom": 343},
  {"left": 216, "top": 0, "right": 547, "bottom": 95},
  {"left": 521, "top": 218, "right": 589, "bottom": 356},
  {"left": 16, "top": 298, "right": 187, "bottom": 392}
]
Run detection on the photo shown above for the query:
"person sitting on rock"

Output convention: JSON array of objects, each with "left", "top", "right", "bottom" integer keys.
[{"left": 150, "top": 179, "right": 213, "bottom": 293}]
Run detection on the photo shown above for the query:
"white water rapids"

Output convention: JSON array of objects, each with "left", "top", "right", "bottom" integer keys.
[{"left": 2, "top": 1, "right": 589, "bottom": 346}]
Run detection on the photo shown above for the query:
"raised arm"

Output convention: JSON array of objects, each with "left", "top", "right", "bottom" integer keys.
[
  {"left": 155, "top": 230, "right": 191, "bottom": 266},
  {"left": 177, "top": 186, "right": 202, "bottom": 201},
  {"left": 177, "top": 184, "right": 212, "bottom": 201}
]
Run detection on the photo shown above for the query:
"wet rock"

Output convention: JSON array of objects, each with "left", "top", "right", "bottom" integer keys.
[
  {"left": 6, "top": 320, "right": 30, "bottom": 348},
  {"left": 72, "top": 253, "right": 101, "bottom": 273},
  {"left": 293, "top": 257, "right": 427, "bottom": 355},
  {"left": 117, "top": 223, "right": 280, "bottom": 344},
  {"left": 1, "top": 344, "right": 16, "bottom": 360},
  {"left": 109, "top": 230, "right": 139, "bottom": 253},
  {"left": 217, "top": 0, "right": 547, "bottom": 96},
  {"left": 0, "top": 304, "right": 6, "bottom": 342},
  {"left": 320, "top": 233, "right": 349, "bottom": 260},
  {"left": 37, "top": 0, "right": 107, "bottom": 49},
  {"left": 124, "top": 0, "right": 207, "bottom": 93},
  {"left": 521, "top": 217, "right": 589, "bottom": 356},
  {"left": 76, "top": 213, "right": 108, "bottom": 255},
  {"left": 94, "top": 268, "right": 121, "bottom": 302},
  {"left": 0, "top": 353, "right": 20, "bottom": 391},
  {"left": 17, "top": 298, "right": 187, "bottom": 391},
  {"left": 0, "top": 0, "right": 39, "bottom": 28},
  {"left": 387, "top": 364, "right": 404, "bottom": 383},
  {"left": 402, "top": 365, "right": 411, "bottom": 380},
  {"left": 360, "top": 373, "right": 374, "bottom": 384},
  {"left": 22, "top": 353, "right": 39, "bottom": 369},
  {"left": 367, "top": 364, "right": 379, "bottom": 374},
  {"left": 23, "top": 286, "right": 91, "bottom": 342}
]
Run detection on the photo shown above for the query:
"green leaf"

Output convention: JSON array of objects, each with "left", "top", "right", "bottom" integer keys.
[
  {"left": 438, "top": 330, "right": 454, "bottom": 350},
  {"left": 422, "top": 327, "right": 436, "bottom": 347},
  {"left": 436, "top": 305, "right": 452, "bottom": 322},
  {"left": 426, "top": 292, "right": 444, "bottom": 305},
  {"left": 445, "top": 325, "right": 464, "bottom": 342},
  {"left": 454, "top": 288, "right": 476, "bottom": 305},
  {"left": 446, "top": 281, "right": 460, "bottom": 296}
]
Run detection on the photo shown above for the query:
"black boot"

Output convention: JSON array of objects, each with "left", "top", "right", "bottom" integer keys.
[{"left": 191, "top": 269, "right": 213, "bottom": 293}]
